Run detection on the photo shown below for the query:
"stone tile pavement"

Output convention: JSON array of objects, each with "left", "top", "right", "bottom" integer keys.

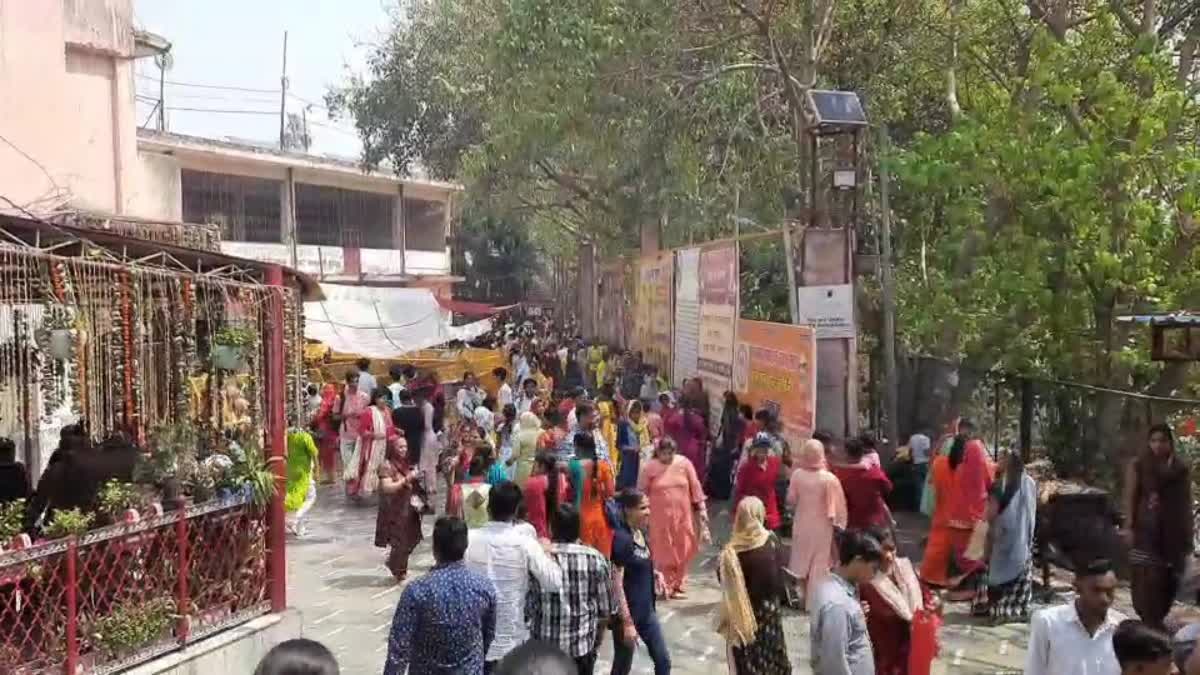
[{"left": 286, "top": 485, "right": 1177, "bottom": 674}]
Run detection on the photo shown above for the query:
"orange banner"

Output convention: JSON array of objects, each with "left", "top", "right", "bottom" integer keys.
[{"left": 733, "top": 319, "right": 817, "bottom": 440}]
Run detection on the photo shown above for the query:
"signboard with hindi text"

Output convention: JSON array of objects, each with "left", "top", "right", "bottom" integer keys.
[
  {"left": 673, "top": 247, "right": 700, "bottom": 386},
  {"left": 634, "top": 253, "right": 674, "bottom": 376},
  {"left": 733, "top": 319, "right": 817, "bottom": 440},
  {"left": 795, "top": 284, "right": 855, "bottom": 339},
  {"left": 697, "top": 244, "right": 737, "bottom": 425}
]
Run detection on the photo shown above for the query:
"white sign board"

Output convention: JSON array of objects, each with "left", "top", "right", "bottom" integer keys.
[{"left": 795, "top": 284, "right": 855, "bottom": 338}]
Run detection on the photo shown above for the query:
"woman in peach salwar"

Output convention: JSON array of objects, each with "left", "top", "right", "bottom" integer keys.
[
  {"left": 786, "top": 438, "right": 847, "bottom": 608},
  {"left": 639, "top": 437, "right": 710, "bottom": 598}
]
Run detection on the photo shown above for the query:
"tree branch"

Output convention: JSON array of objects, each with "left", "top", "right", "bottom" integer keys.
[{"left": 1108, "top": 0, "right": 1141, "bottom": 36}]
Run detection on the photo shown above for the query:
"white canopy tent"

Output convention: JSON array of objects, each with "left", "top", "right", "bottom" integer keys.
[{"left": 304, "top": 284, "right": 492, "bottom": 359}]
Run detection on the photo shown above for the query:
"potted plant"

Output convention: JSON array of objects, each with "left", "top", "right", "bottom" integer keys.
[
  {"left": 44, "top": 508, "right": 94, "bottom": 540},
  {"left": 211, "top": 325, "right": 254, "bottom": 371},
  {"left": 98, "top": 480, "right": 142, "bottom": 523},
  {"left": 235, "top": 437, "right": 279, "bottom": 509}
]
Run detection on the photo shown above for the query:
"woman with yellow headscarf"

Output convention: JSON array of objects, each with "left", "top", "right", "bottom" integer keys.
[{"left": 717, "top": 497, "right": 790, "bottom": 674}]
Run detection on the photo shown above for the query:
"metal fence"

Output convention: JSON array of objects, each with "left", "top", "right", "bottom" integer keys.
[
  {"left": 0, "top": 498, "right": 269, "bottom": 674},
  {"left": 875, "top": 355, "right": 1200, "bottom": 489}
]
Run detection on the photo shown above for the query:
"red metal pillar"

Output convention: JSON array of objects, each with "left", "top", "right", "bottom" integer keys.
[
  {"left": 265, "top": 265, "right": 288, "bottom": 612},
  {"left": 64, "top": 540, "right": 78, "bottom": 674},
  {"left": 175, "top": 514, "right": 191, "bottom": 642}
]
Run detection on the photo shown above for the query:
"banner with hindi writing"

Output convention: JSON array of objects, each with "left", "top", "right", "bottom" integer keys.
[
  {"left": 634, "top": 253, "right": 674, "bottom": 376},
  {"left": 697, "top": 244, "right": 737, "bottom": 425},
  {"left": 733, "top": 319, "right": 817, "bottom": 440}
]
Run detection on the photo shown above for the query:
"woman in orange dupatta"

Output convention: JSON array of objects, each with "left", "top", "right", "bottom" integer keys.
[
  {"left": 919, "top": 431, "right": 992, "bottom": 598},
  {"left": 786, "top": 438, "right": 847, "bottom": 609},
  {"left": 639, "top": 437, "right": 710, "bottom": 598},
  {"left": 568, "top": 432, "right": 616, "bottom": 557}
]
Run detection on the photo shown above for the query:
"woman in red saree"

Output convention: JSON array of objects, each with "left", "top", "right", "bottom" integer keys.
[
  {"left": 345, "top": 387, "right": 398, "bottom": 498},
  {"left": 861, "top": 527, "right": 939, "bottom": 675},
  {"left": 639, "top": 437, "right": 710, "bottom": 598},
  {"left": 919, "top": 432, "right": 992, "bottom": 598},
  {"left": 312, "top": 384, "right": 340, "bottom": 484}
]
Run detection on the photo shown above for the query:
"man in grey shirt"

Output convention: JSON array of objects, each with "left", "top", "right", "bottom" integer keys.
[{"left": 810, "top": 529, "right": 884, "bottom": 675}]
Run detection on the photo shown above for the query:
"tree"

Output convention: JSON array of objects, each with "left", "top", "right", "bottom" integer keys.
[{"left": 451, "top": 214, "right": 540, "bottom": 304}]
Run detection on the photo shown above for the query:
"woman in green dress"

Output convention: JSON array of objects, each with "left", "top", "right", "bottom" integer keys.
[{"left": 285, "top": 422, "right": 319, "bottom": 537}]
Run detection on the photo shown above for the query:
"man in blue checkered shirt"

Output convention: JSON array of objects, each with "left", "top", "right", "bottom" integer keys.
[{"left": 525, "top": 503, "right": 614, "bottom": 674}]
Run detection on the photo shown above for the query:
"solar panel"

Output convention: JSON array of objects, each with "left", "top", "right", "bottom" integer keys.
[{"left": 807, "top": 90, "right": 867, "bottom": 127}]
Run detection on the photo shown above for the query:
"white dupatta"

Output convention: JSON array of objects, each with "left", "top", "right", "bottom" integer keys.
[
  {"left": 345, "top": 406, "right": 388, "bottom": 496},
  {"left": 869, "top": 557, "right": 924, "bottom": 622}
]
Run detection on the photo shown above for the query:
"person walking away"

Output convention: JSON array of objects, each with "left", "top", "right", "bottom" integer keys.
[
  {"left": 345, "top": 387, "right": 398, "bottom": 499},
  {"left": 787, "top": 439, "right": 849, "bottom": 609},
  {"left": 810, "top": 529, "right": 884, "bottom": 675},
  {"left": 524, "top": 452, "right": 569, "bottom": 538},
  {"left": 610, "top": 488, "right": 672, "bottom": 675},
  {"left": 710, "top": 392, "right": 746, "bottom": 500},
  {"left": 908, "top": 433, "right": 932, "bottom": 507},
  {"left": 568, "top": 433, "right": 615, "bottom": 557},
  {"left": 385, "top": 517, "right": 497, "bottom": 675},
  {"left": 495, "top": 367, "right": 514, "bottom": 409},
  {"left": 0, "top": 438, "right": 31, "bottom": 505},
  {"left": 496, "top": 403, "right": 519, "bottom": 479},
  {"left": 388, "top": 364, "right": 408, "bottom": 407},
  {"left": 305, "top": 384, "right": 323, "bottom": 422},
  {"left": 831, "top": 437, "right": 894, "bottom": 530},
  {"left": 513, "top": 411, "right": 542, "bottom": 487},
  {"left": 859, "top": 527, "right": 939, "bottom": 675},
  {"left": 412, "top": 384, "right": 442, "bottom": 498},
  {"left": 284, "top": 421, "right": 319, "bottom": 537},
  {"left": 465, "top": 481, "right": 564, "bottom": 669},
  {"left": 665, "top": 401, "right": 709, "bottom": 487},
  {"left": 311, "top": 384, "right": 341, "bottom": 484},
  {"left": 376, "top": 437, "right": 425, "bottom": 582},
  {"left": 973, "top": 449, "right": 1036, "bottom": 623},
  {"left": 616, "top": 401, "right": 648, "bottom": 490},
  {"left": 640, "top": 437, "right": 709, "bottom": 599},
  {"left": 1122, "top": 423, "right": 1193, "bottom": 631},
  {"left": 355, "top": 357, "right": 377, "bottom": 395},
  {"left": 919, "top": 432, "right": 992, "bottom": 598},
  {"left": 392, "top": 389, "right": 425, "bottom": 468},
  {"left": 1025, "top": 558, "right": 1124, "bottom": 675},
  {"left": 337, "top": 372, "right": 369, "bottom": 487},
  {"left": 734, "top": 435, "right": 784, "bottom": 531},
  {"left": 717, "top": 497, "right": 790, "bottom": 674},
  {"left": 450, "top": 450, "right": 494, "bottom": 528},
  {"left": 526, "top": 504, "right": 613, "bottom": 675},
  {"left": 1112, "top": 620, "right": 1177, "bottom": 675}
]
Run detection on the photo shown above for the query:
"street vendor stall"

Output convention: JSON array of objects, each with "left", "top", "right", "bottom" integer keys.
[{"left": 0, "top": 212, "right": 313, "bottom": 674}]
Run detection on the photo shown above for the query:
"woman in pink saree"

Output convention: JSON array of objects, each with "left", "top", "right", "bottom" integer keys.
[
  {"left": 665, "top": 401, "right": 709, "bottom": 485},
  {"left": 786, "top": 438, "right": 847, "bottom": 609},
  {"left": 639, "top": 437, "right": 710, "bottom": 598},
  {"left": 345, "top": 387, "right": 398, "bottom": 499}
]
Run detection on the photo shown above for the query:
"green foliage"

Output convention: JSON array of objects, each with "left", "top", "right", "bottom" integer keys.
[
  {"left": 452, "top": 214, "right": 541, "bottom": 304},
  {"left": 213, "top": 326, "right": 255, "bottom": 348},
  {"left": 0, "top": 499, "right": 24, "bottom": 542},
  {"left": 235, "top": 437, "right": 278, "bottom": 509},
  {"left": 90, "top": 597, "right": 175, "bottom": 657},
  {"left": 44, "top": 508, "right": 94, "bottom": 539},
  {"left": 98, "top": 480, "right": 141, "bottom": 518}
]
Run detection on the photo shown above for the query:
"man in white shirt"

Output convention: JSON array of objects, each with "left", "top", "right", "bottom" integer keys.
[
  {"left": 465, "top": 481, "right": 564, "bottom": 670},
  {"left": 514, "top": 378, "right": 539, "bottom": 415},
  {"left": 457, "top": 371, "right": 485, "bottom": 419},
  {"left": 494, "top": 367, "right": 514, "bottom": 409},
  {"left": 1025, "top": 558, "right": 1125, "bottom": 675},
  {"left": 355, "top": 357, "right": 377, "bottom": 396}
]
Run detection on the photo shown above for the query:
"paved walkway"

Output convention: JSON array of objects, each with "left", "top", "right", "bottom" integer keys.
[{"left": 286, "top": 484, "right": 1163, "bottom": 674}]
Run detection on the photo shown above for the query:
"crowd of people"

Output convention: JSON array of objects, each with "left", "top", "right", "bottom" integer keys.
[{"left": 261, "top": 320, "right": 1200, "bottom": 674}]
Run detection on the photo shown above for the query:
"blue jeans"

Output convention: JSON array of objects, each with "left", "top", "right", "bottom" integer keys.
[{"left": 611, "top": 615, "right": 671, "bottom": 675}]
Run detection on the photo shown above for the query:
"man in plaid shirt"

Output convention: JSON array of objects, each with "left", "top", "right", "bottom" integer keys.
[{"left": 526, "top": 503, "right": 614, "bottom": 674}]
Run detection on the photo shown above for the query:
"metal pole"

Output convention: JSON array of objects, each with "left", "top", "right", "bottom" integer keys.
[
  {"left": 278, "top": 31, "right": 289, "bottom": 150},
  {"left": 65, "top": 540, "right": 78, "bottom": 674},
  {"left": 782, "top": 227, "right": 800, "bottom": 324},
  {"left": 158, "top": 62, "right": 166, "bottom": 131},
  {"left": 265, "top": 266, "right": 287, "bottom": 612},
  {"left": 175, "top": 512, "right": 191, "bottom": 643},
  {"left": 878, "top": 126, "right": 900, "bottom": 460}
]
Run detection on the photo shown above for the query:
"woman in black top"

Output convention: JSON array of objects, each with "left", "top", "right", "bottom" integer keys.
[{"left": 610, "top": 488, "right": 672, "bottom": 675}]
